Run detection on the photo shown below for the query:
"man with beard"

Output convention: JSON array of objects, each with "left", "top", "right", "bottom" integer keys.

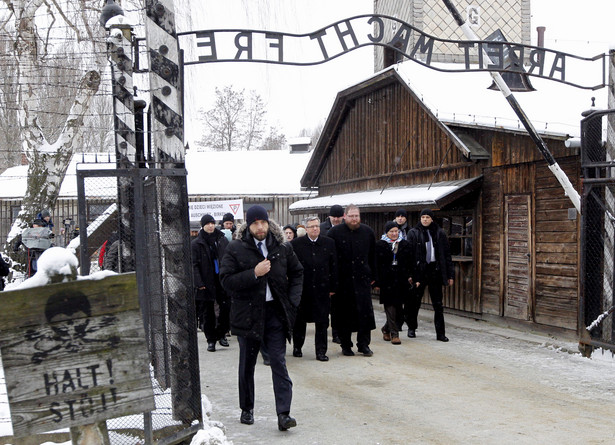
[
  {"left": 192, "top": 214, "right": 230, "bottom": 352},
  {"left": 291, "top": 216, "right": 337, "bottom": 362},
  {"left": 220, "top": 205, "right": 303, "bottom": 431},
  {"left": 407, "top": 209, "right": 454, "bottom": 342},
  {"left": 327, "top": 204, "right": 376, "bottom": 357}
]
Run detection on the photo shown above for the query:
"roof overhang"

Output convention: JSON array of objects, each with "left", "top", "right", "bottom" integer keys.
[{"left": 289, "top": 176, "right": 482, "bottom": 214}]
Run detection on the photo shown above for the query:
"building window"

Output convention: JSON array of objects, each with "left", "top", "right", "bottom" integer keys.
[{"left": 441, "top": 215, "right": 473, "bottom": 259}]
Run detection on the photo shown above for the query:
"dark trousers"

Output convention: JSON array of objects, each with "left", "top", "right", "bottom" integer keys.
[
  {"left": 413, "top": 263, "right": 446, "bottom": 336},
  {"left": 197, "top": 298, "right": 230, "bottom": 343},
  {"left": 293, "top": 313, "right": 329, "bottom": 355},
  {"left": 338, "top": 328, "right": 371, "bottom": 350},
  {"left": 237, "top": 302, "right": 292, "bottom": 415}
]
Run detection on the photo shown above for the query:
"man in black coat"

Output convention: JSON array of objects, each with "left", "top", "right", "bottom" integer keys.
[
  {"left": 319, "top": 204, "right": 344, "bottom": 235},
  {"left": 291, "top": 216, "right": 337, "bottom": 362},
  {"left": 327, "top": 204, "right": 377, "bottom": 357},
  {"left": 220, "top": 205, "right": 303, "bottom": 431},
  {"left": 192, "top": 214, "right": 230, "bottom": 352},
  {"left": 407, "top": 208, "right": 455, "bottom": 342}
]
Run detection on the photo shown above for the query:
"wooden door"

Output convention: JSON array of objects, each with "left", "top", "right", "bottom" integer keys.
[{"left": 504, "top": 195, "right": 532, "bottom": 320}]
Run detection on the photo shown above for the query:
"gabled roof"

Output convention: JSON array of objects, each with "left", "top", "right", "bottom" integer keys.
[{"left": 301, "top": 59, "right": 603, "bottom": 188}]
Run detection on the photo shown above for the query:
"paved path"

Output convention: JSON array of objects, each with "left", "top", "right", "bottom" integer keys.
[{"left": 198, "top": 306, "right": 615, "bottom": 445}]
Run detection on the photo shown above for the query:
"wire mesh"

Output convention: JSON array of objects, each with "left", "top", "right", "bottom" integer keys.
[
  {"left": 581, "top": 110, "right": 615, "bottom": 351},
  {"left": 78, "top": 169, "right": 202, "bottom": 444}
]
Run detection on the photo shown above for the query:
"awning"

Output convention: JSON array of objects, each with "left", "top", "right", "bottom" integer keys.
[{"left": 289, "top": 177, "right": 482, "bottom": 214}]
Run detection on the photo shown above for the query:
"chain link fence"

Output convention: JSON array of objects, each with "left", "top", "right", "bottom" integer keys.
[
  {"left": 580, "top": 108, "right": 615, "bottom": 355},
  {"left": 76, "top": 167, "right": 202, "bottom": 444}
]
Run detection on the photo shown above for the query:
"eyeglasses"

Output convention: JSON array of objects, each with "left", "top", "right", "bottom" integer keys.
[{"left": 306, "top": 225, "right": 319, "bottom": 229}]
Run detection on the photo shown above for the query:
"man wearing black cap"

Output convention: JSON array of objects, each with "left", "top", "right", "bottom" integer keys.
[
  {"left": 407, "top": 209, "right": 454, "bottom": 342},
  {"left": 320, "top": 204, "right": 344, "bottom": 235},
  {"left": 394, "top": 208, "right": 409, "bottom": 240},
  {"left": 220, "top": 205, "right": 303, "bottom": 431},
  {"left": 219, "top": 212, "right": 236, "bottom": 235},
  {"left": 192, "top": 214, "right": 230, "bottom": 352}
]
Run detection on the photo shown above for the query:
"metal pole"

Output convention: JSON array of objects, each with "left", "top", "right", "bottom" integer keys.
[{"left": 441, "top": 0, "right": 581, "bottom": 213}]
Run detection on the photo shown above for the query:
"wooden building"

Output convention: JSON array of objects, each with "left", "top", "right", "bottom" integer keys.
[{"left": 290, "top": 61, "right": 600, "bottom": 332}]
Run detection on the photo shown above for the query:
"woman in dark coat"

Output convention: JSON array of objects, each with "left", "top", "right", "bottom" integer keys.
[
  {"left": 192, "top": 214, "right": 230, "bottom": 351},
  {"left": 374, "top": 222, "right": 413, "bottom": 344}
]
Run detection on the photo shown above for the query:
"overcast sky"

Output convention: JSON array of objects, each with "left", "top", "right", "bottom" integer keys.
[{"left": 178, "top": 0, "right": 615, "bottom": 147}]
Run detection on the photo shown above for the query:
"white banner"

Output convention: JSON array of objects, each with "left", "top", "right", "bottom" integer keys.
[{"left": 189, "top": 199, "right": 244, "bottom": 223}]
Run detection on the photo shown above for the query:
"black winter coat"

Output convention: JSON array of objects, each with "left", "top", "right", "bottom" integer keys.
[
  {"left": 191, "top": 228, "right": 229, "bottom": 302},
  {"left": 408, "top": 222, "right": 454, "bottom": 283},
  {"left": 327, "top": 222, "right": 377, "bottom": 332},
  {"left": 291, "top": 235, "right": 338, "bottom": 323},
  {"left": 374, "top": 238, "right": 412, "bottom": 306},
  {"left": 219, "top": 220, "right": 303, "bottom": 342},
  {"left": 319, "top": 218, "right": 333, "bottom": 235}
]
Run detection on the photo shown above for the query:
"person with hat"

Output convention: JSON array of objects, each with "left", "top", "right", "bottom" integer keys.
[
  {"left": 283, "top": 224, "right": 297, "bottom": 242},
  {"left": 394, "top": 208, "right": 409, "bottom": 240},
  {"left": 220, "top": 205, "right": 303, "bottom": 431},
  {"left": 319, "top": 204, "right": 344, "bottom": 235},
  {"left": 219, "top": 212, "right": 237, "bottom": 236},
  {"left": 407, "top": 209, "right": 454, "bottom": 342},
  {"left": 192, "top": 214, "right": 231, "bottom": 352},
  {"left": 374, "top": 221, "right": 413, "bottom": 345},
  {"left": 320, "top": 204, "right": 345, "bottom": 344}
]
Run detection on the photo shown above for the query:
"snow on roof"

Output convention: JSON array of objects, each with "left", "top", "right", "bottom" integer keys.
[
  {"left": 185, "top": 149, "right": 313, "bottom": 195},
  {"left": 290, "top": 177, "right": 480, "bottom": 213},
  {"left": 0, "top": 150, "right": 313, "bottom": 200},
  {"left": 392, "top": 60, "right": 604, "bottom": 139},
  {"left": 0, "top": 153, "right": 117, "bottom": 200}
]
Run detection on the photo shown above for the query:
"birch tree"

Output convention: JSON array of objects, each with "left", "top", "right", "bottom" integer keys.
[{"left": 2, "top": 0, "right": 107, "bottom": 250}]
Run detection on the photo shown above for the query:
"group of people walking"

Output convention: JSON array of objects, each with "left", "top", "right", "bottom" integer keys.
[{"left": 191, "top": 204, "right": 455, "bottom": 432}]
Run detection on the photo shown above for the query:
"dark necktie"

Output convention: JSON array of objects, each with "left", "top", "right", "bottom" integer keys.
[{"left": 257, "top": 241, "right": 264, "bottom": 256}]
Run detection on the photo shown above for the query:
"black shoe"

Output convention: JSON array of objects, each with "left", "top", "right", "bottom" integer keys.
[
  {"left": 277, "top": 413, "right": 297, "bottom": 431},
  {"left": 219, "top": 337, "right": 229, "bottom": 347},
  {"left": 316, "top": 353, "right": 329, "bottom": 362},
  {"left": 341, "top": 347, "right": 355, "bottom": 356},
  {"left": 207, "top": 342, "right": 216, "bottom": 352},
  {"left": 437, "top": 335, "right": 449, "bottom": 342},
  {"left": 407, "top": 329, "right": 416, "bottom": 338},
  {"left": 332, "top": 335, "right": 341, "bottom": 344},
  {"left": 240, "top": 409, "right": 254, "bottom": 425},
  {"left": 358, "top": 346, "right": 373, "bottom": 357},
  {"left": 292, "top": 348, "right": 302, "bottom": 357}
]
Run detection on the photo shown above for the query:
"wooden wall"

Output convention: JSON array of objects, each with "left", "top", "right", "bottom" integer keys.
[
  {"left": 480, "top": 157, "right": 580, "bottom": 330},
  {"left": 312, "top": 77, "right": 582, "bottom": 331},
  {"left": 317, "top": 82, "right": 482, "bottom": 196}
]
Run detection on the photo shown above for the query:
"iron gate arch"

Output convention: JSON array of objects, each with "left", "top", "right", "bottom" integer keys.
[{"left": 76, "top": 166, "right": 202, "bottom": 444}]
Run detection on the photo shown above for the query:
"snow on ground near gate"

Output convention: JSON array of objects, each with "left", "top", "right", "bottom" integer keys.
[{"left": 0, "top": 247, "right": 232, "bottom": 444}]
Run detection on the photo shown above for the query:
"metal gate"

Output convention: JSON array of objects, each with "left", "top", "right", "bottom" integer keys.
[
  {"left": 579, "top": 108, "right": 615, "bottom": 356},
  {"left": 76, "top": 165, "right": 202, "bottom": 444}
]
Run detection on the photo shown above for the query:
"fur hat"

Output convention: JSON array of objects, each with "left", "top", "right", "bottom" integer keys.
[
  {"left": 395, "top": 208, "right": 407, "bottom": 218},
  {"left": 200, "top": 214, "right": 216, "bottom": 227},
  {"left": 329, "top": 204, "right": 344, "bottom": 217},
  {"left": 246, "top": 205, "right": 269, "bottom": 227},
  {"left": 420, "top": 208, "right": 435, "bottom": 219}
]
